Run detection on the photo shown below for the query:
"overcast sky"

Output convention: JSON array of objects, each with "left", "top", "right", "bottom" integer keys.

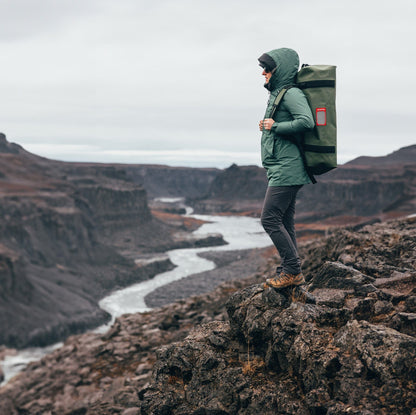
[{"left": 1, "top": 0, "right": 415, "bottom": 168}]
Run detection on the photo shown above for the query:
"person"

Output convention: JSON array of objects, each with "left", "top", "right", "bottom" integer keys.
[{"left": 258, "top": 47, "right": 314, "bottom": 289}]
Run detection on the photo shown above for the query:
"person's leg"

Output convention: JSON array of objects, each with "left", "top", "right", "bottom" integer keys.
[
  {"left": 260, "top": 185, "right": 302, "bottom": 275},
  {"left": 282, "top": 195, "right": 297, "bottom": 249},
  {"left": 282, "top": 186, "right": 302, "bottom": 269}
]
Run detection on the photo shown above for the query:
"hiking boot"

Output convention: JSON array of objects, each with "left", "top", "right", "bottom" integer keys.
[
  {"left": 265, "top": 271, "right": 305, "bottom": 289},
  {"left": 292, "top": 286, "right": 316, "bottom": 304}
]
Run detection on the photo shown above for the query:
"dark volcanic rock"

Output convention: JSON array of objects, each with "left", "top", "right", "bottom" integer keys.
[
  {"left": 140, "top": 283, "right": 415, "bottom": 414},
  {"left": 309, "top": 261, "right": 375, "bottom": 290},
  {"left": 1, "top": 217, "right": 415, "bottom": 414},
  {"left": 139, "top": 217, "right": 416, "bottom": 414}
]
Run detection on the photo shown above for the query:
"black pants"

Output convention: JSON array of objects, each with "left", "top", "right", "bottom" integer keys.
[{"left": 260, "top": 185, "right": 302, "bottom": 275}]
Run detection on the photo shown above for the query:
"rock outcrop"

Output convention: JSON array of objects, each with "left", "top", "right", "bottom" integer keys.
[
  {"left": 141, "top": 216, "right": 416, "bottom": 414},
  {"left": 1, "top": 216, "right": 415, "bottom": 414}
]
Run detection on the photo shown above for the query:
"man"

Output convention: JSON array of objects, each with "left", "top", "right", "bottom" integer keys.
[{"left": 258, "top": 48, "right": 314, "bottom": 289}]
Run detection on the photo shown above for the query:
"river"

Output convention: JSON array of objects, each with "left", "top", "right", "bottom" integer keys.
[{"left": 1, "top": 210, "right": 271, "bottom": 385}]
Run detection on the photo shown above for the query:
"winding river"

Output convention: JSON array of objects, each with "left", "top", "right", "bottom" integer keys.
[{"left": 1, "top": 209, "right": 271, "bottom": 385}]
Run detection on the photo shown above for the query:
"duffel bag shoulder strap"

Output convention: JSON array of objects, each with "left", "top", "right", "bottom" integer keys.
[{"left": 270, "top": 87, "right": 291, "bottom": 119}]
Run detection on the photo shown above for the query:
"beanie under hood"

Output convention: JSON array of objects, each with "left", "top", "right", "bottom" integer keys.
[
  {"left": 260, "top": 48, "right": 300, "bottom": 92},
  {"left": 258, "top": 53, "right": 276, "bottom": 73}
]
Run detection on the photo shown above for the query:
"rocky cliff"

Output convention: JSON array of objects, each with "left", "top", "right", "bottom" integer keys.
[
  {"left": 1, "top": 216, "right": 414, "bottom": 414},
  {"left": 192, "top": 164, "right": 267, "bottom": 214},
  {"left": 192, "top": 145, "right": 416, "bottom": 221},
  {"left": 297, "top": 145, "right": 416, "bottom": 221},
  {"left": 0, "top": 134, "right": 201, "bottom": 348},
  {"left": 125, "top": 164, "right": 219, "bottom": 199}
]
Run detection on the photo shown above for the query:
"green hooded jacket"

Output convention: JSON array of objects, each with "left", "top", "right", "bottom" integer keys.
[{"left": 260, "top": 48, "right": 314, "bottom": 186}]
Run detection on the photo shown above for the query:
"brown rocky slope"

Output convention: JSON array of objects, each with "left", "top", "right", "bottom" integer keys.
[{"left": 0, "top": 215, "right": 415, "bottom": 414}]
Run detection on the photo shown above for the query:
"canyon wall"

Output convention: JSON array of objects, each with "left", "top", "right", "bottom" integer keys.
[
  {"left": 125, "top": 164, "right": 219, "bottom": 199},
  {"left": 192, "top": 145, "right": 416, "bottom": 220},
  {"left": 0, "top": 134, "right": 175, "bottom": 347}
]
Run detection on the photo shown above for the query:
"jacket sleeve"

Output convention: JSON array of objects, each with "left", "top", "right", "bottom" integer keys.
[{"left": 271, "top": 88, "right": 314, "bottom": 135}]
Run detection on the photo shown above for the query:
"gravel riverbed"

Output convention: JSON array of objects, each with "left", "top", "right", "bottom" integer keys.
[{"left": 145, "top": 247, "right": 272, "bottom": 308}]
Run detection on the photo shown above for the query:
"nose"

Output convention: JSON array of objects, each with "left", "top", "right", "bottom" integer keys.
[{"left": 262, "top": 69, "right": 266, "bottom": 75}]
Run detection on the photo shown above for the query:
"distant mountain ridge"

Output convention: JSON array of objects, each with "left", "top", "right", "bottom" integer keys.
[
  {"left": 192, "top": 143, "right": 416, "bottom": 220},
  {"left": 346, "top": 144, "right": 416, "bottom": 166}
]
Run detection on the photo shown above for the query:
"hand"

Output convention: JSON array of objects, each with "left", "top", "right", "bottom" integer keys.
[
  {"left": 262, "top": 118, "right": 275, "bottom": 130},
  {"left": 259, "top": 119, "right": 275, "bottom": 131}
]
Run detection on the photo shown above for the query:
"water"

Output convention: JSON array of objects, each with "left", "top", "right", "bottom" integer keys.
[
  {"left": 98, "top": 214, "right": 272, "bottom": 322},
  {"left": 1, "top": 343, "right": 62, "bottom": 385},
  {"left": 1, "top": 213, "right": 271, "bottom": 385}
]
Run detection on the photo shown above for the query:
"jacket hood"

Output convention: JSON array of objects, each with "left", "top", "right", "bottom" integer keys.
[{"left": 260, "top": 48, "right": 299, "bottom": 91}]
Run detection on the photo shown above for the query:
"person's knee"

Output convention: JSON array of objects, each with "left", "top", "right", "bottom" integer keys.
[{"left": 261, "top": 211, "right": 282, "bottom": 234}]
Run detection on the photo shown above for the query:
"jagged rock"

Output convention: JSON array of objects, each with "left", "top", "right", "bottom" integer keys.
[
  {"left": 314, "top": 288, "right": 350, "bottom": 309},
  {"left": 310, "top": 261, "right": 375, "bottom": 290},
  {"left": 334, "top": 319, "right": 416, "bottom": 383},
  {"left": 388, "top": 312, "right": 416, "bottom": 337},
  {"left": 140, "top": 320, "right": 305, "bottom": 415},
  {"left": 138, "top": 218, "right": 416, "bottom": 414},
  {"left": 405, "top": 295, "right": 416, "bottom": 312},
  {"left": 1, "top": 217, "right": 416, "bottom": 414},
  {"left": 140, "top": 280, "right": 416, "bottom": 414},
  {"left": 226, "top": 284, "right": 289, "bottom": 346},
  {"left": 373, "top": 299, "right": 394, "bottom": 316},
  {"left": 354, "top": 283, "right": 378, "bottom": 297}
]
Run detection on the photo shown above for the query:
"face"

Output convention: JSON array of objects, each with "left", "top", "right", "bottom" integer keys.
[{"left": 262, "top": 68, "right": 272, "bottom": 84}]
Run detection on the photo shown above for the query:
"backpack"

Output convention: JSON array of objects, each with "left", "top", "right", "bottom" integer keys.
[{"left": 271, "top": 64, "right": 337, "bottom": 183}]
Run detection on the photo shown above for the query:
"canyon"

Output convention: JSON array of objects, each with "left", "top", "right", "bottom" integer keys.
[
  {"left": 0, "top": 133, "right": 221, "bottom": 348},
  {"left": 1, "top": 132, "right": 416, "bottom": 413},
  {"left": 1, "top": 132, "right": 415, "bottom": 348}
]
